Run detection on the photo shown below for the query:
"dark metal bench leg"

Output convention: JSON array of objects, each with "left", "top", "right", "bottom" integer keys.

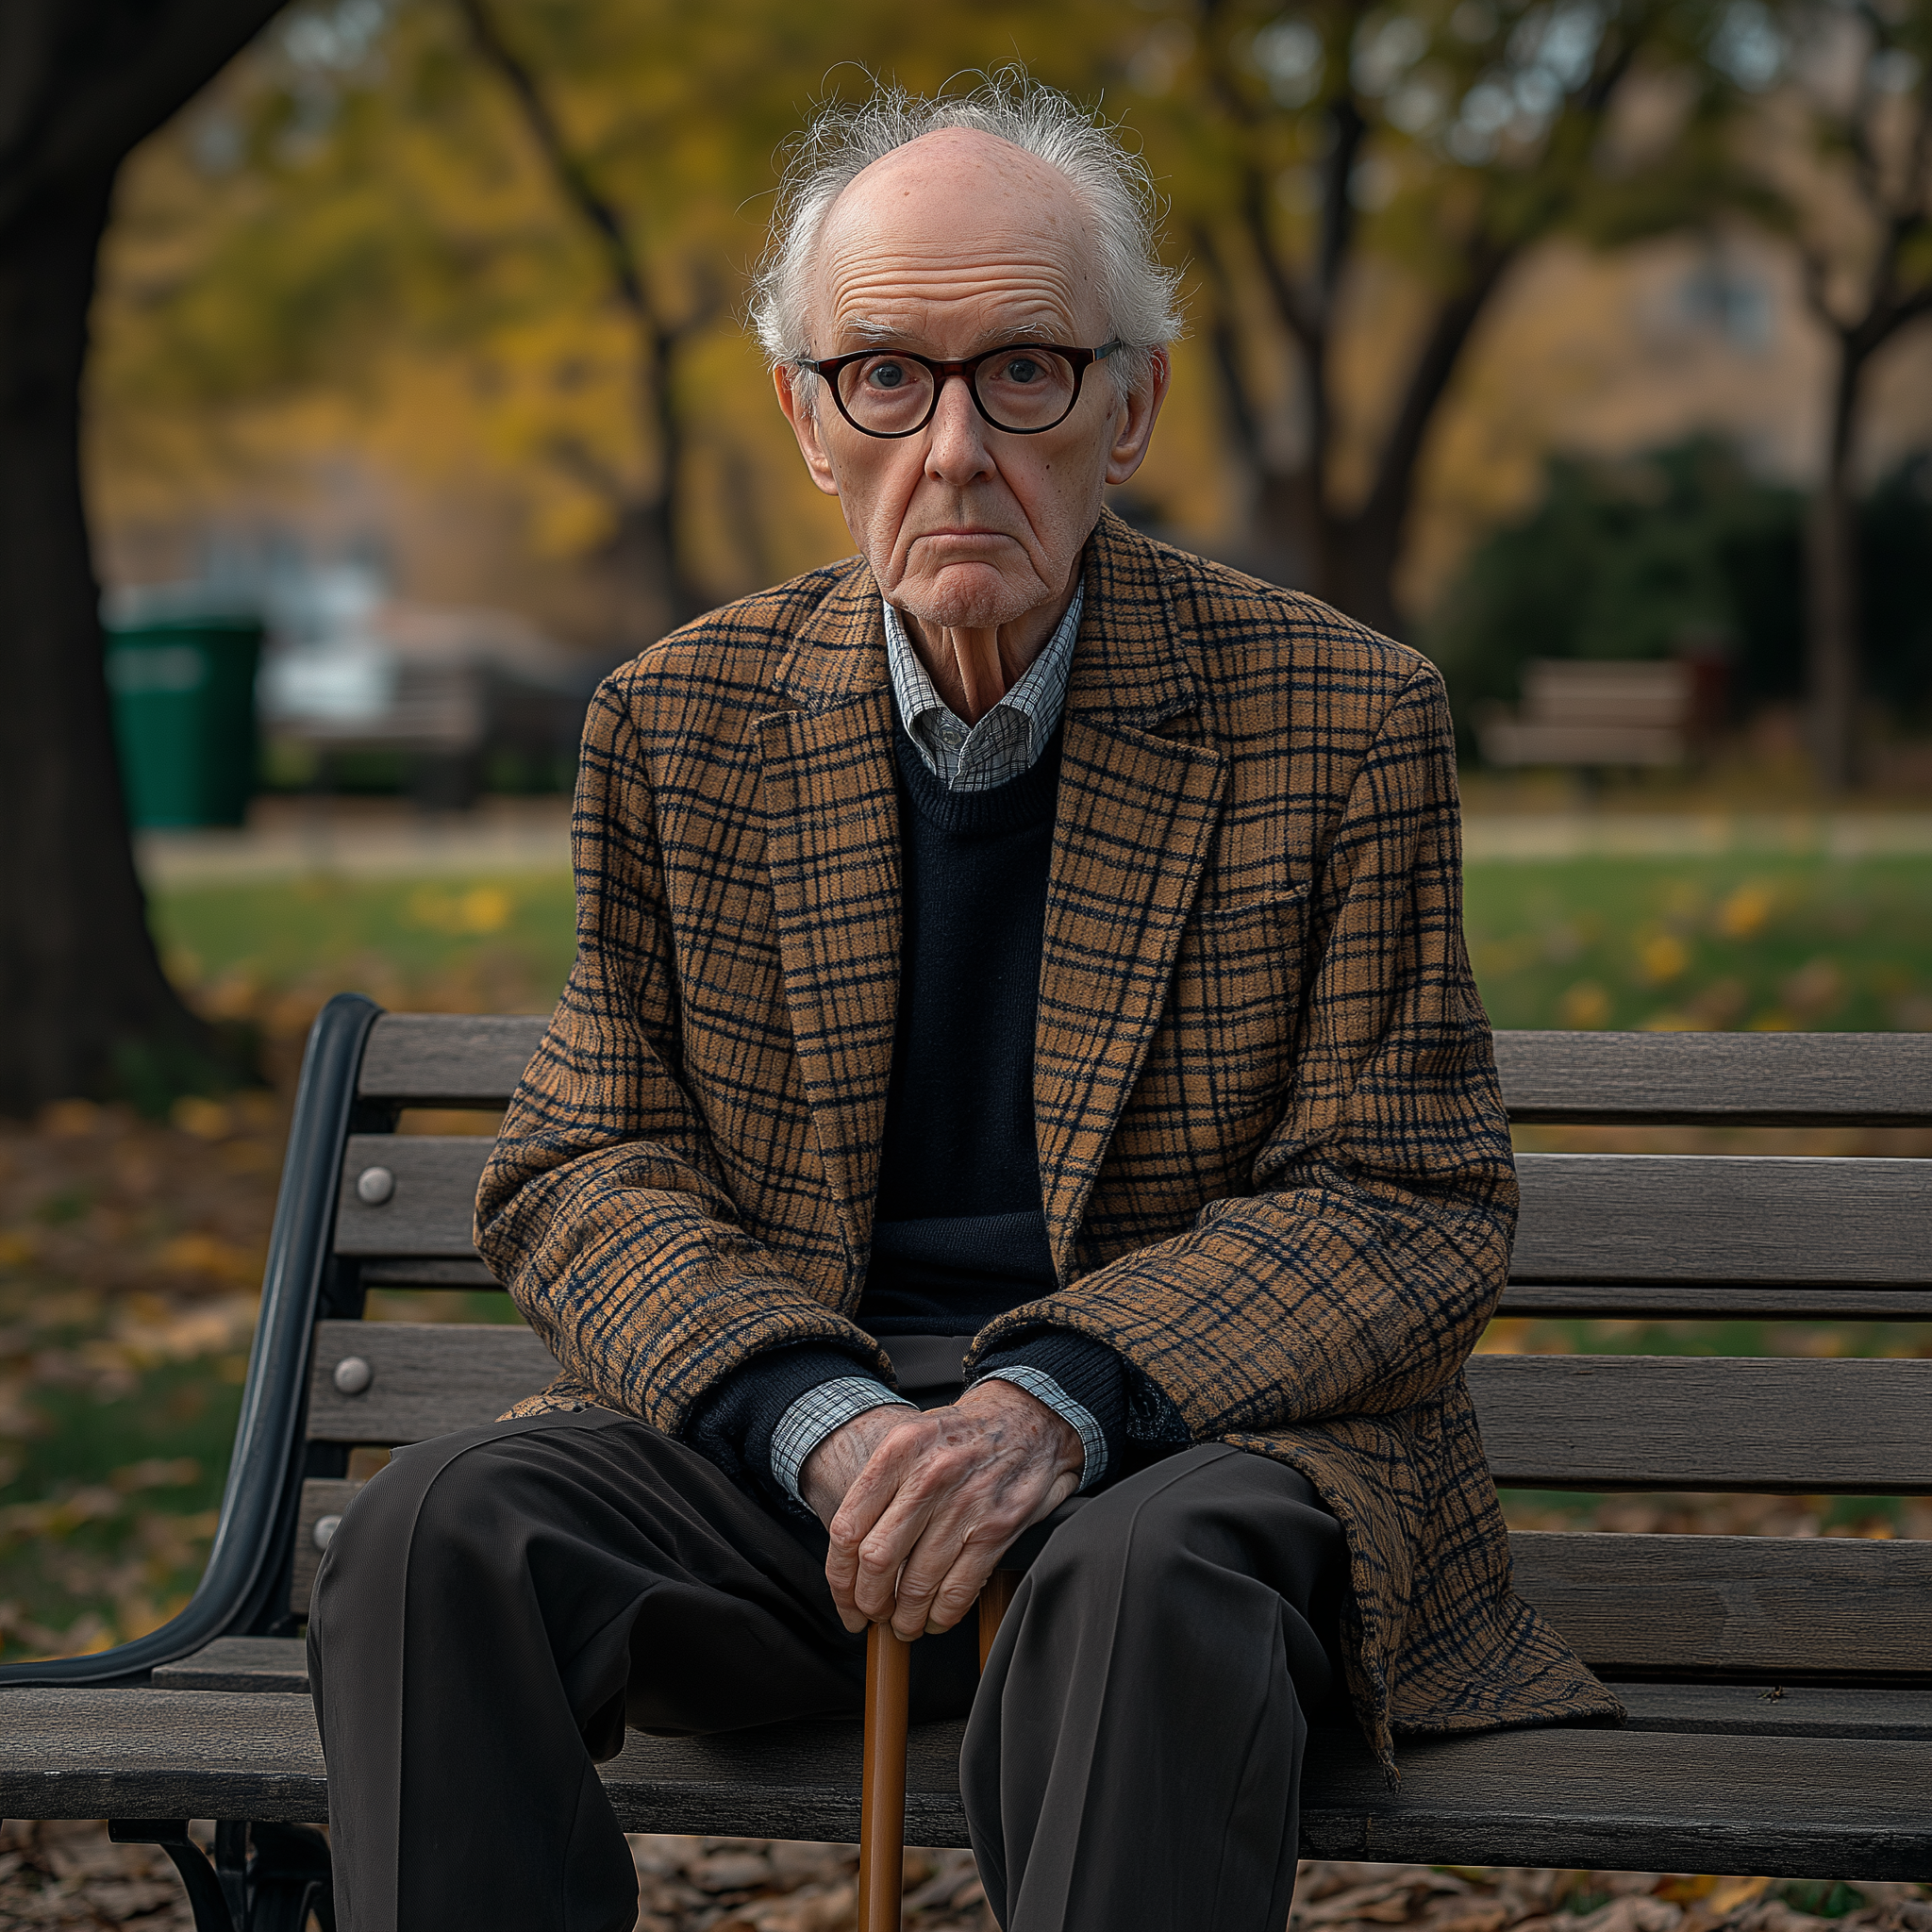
[
  {"left": 109, "top": 1821, "right": 235, "bottom": 1932},
  {"left": 247, "top": 1823, "right": 337, "bottom": 1932},
  {"left": 108, "top": 1819, "right": 335, "bottom": 1932}
]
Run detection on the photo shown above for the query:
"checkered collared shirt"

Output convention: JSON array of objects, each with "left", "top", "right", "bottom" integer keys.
[
  {"left": 767, "top": 589, "right": 1099, "bottom": 1506},
  {"left": 882, "top": 587, "right": 1082, "bottom": 791}
]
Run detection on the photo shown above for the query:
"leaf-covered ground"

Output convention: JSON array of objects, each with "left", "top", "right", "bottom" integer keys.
[{"left": 2, "top": 1826, "right": 1927, "bottom": 1932}]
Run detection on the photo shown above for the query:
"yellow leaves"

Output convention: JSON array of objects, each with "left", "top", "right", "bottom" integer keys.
[
  {"left": 407, "top": 883, "right": 516, "bottom": 935},
  {"left": 38, "top": 1100, "right": 102, "bottom": 1141},
  {"left": 1637, "top": 931, "right": 1690, "bottom": 985},
  {"left": 1558, "top": 980, "right": 1611, "bottom": 1028},
  {"left": 1474, "top": 1318, "right": 1527, "bottom": 1355},
  {"left": 157, "top": 1233, "right": 262, "bottom": 1291},
  {"left": 1705, "top": 1880, "right": 1776, "bottom": 1918},
  {"left": 1714, "top": 884, "right": 1774, "bottom": 939},
  {"left": 103, "top": 1291, "right": 258, "bottom": 1366},
  {"left": 0, "top": 1462, "right": 198, "bottom": 1556},
  {"left": 170, "top": 1094, "right": 233, "bottom": 1141}
]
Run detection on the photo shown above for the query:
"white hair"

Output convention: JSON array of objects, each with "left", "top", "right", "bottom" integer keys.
[{"left": 750, "top": 71, "right": 1184, "bottom": 405}]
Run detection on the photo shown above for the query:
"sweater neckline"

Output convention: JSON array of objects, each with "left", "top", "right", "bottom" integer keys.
[{"left": 891, "top": 710, "right": 1064, "bottom": 835}]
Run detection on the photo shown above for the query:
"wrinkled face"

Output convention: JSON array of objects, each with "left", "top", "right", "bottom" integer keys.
[{"left": 775, "top": 128, "right": 1167, "bottom": 633}]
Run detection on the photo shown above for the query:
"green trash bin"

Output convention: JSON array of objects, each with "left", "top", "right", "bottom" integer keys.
[{"left": 105, "top": 616, "right": 264, "bottom": 828}]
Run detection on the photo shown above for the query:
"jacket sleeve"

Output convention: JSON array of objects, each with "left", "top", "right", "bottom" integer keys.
[
  {"left": 966, "top": 662, "right": 1517, "bottom": 1439},
  {"left": 474, "top": 675, "right": 888, "bottom": 1434}
]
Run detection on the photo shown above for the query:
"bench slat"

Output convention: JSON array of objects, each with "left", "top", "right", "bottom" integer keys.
[
  {"left": 335, "top": 1136, "right": 492, "bottom": 1258},
  {"left": 1473, "top": 1354, "right": 1932, "bottom": 1491},
  {"left": 360, "top": 1257, "right": 500, "bottom": 1289},
  {"left": 288, "top": 1479, "right": 362, "bottom": 1613},
  {"left": 1512, "top": 1154, "right": 1932, "bottom": 1285},
  {"left": 139, "top": 1639, "right": 1932, "bottom": 1739},
  {"left": 275, "top": 1501, "right": 1932, "bottom": 1686},
  {"left": 307, "top": 1324, "right": 1932, "bottom": 1494},
  {"left": 1493, "top": 1030, "right": 1932, "bottom": 1126},
  {"left": 4, "top": 1690, "right": 1928, "bottom": 1877},
  {"left": 153, "top": 1640, "right": 313, "bottom": 1695},
  {"left": 356, "top": 1013, "right": 546, "bottom": 1108},
  {"left": 1510, "top": 1530, "right": 1932, "bottom": 1678},
  {"left": 352, "top": 1020, "right": 1932, "bottom": 1129},
  {"left": 307, "top": 1322, "right": 558, "bottom": 1443},
  {"left": 1613, "top": 1682, "right": 1932, "bottom": 1738},
  {"left": 1499, "top": 1283, "right": 1932, "bottom": 1319},
  {"left": 331, "top": 1141, "right": 1932, "bottom": 1292}
]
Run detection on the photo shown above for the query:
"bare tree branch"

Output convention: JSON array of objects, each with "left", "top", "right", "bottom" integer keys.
[
  {"left": 454, "top": 0, "right": 659, "bottom": 333},
  {"left": 1237, "top": 167, "right": 1318, "bottom": 352},
  {"left": 1190, "top": 222, "right": 1266, "bottom": 470}
]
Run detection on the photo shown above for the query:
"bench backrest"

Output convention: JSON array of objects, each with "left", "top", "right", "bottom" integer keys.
[
  {"left": 1519, "top": 659, "right": 1693, "bottom": 729},
  {"left": 292, "top": 1013, "right": 1932, "bottom": 1686}
]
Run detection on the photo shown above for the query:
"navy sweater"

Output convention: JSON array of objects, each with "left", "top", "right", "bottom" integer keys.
[{"left": 687, "top": 721, "right": 1132, "bottom": 1500}]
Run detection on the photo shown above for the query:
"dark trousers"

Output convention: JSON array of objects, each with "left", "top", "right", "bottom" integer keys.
[{"left": 308, "top": 1407, "right": 1347, "bottom": 1932}]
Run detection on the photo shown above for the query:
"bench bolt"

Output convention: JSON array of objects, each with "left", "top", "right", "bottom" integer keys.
[
  {"left": 334, "top": 1356, "right": 374, "bottom": 1395},
  {"left": 314, "top": 1513, "right": 342, "bottom": 1551},
  {"left": 356, "top": 1165, "right": 395, "bottom": 1205}
]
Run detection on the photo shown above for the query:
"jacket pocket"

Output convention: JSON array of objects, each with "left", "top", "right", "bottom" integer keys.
[{"left": 1170, "top": 884, "right": 1312, "bottom": 1121}]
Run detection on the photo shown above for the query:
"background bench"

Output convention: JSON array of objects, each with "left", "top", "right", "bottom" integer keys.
[
  {"left": 1475, "top": 658, "right": 1704, "bottom": 770},
  {"left": 1, "top": 996, "right": 1927, "bottom": 1928}
]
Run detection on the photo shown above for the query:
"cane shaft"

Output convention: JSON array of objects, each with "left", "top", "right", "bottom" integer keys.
[
  {"left": 857, "top": 1620, "right": 910, "bottom": 1932},
  {"left": 977, "top": 1567, "right": 1021, "bottom": 1671}
]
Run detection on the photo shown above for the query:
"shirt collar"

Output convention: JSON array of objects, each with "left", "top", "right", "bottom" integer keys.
[{"left": 881, "top": 585, "right": 1083, "bottom": 760}]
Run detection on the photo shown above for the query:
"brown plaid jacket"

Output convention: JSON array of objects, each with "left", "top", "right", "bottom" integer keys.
[{"left": 476, "top": 509, "right": 1619, "bottom": 1769}]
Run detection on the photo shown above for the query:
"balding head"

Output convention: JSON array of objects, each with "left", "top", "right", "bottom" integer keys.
[
  {"left": 809, "top": 128, "right": 1109, "bottom": 377},
  {"left": 751, "top": 75, "right": 1182, "bottom": 397}
]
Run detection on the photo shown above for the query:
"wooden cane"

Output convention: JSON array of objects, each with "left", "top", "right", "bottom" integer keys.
[
  {"left": 857, "top": 1619, "right": 910, "bottom": 1932},
  {"left": 977, "top": 1567, "right": 1021, "bottom": 1670},
  {"left": 857, "top": 1571, "right": 1021, "bottom": 1932}
]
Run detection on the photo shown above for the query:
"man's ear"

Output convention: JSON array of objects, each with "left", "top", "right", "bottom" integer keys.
[
  {"left": 774, "top": 364, "right": 842, "bottom": 498},
  {"left": 1104, "top": 346, "right": 1172, "bottom": 489}
]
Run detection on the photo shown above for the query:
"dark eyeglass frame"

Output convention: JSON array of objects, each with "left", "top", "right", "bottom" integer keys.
[{"left": 795, "top": 339, "right": 1124, "bottom": 438}]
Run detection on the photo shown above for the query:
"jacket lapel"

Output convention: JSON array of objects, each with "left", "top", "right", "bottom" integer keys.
[
  {"left": 1036, "top": 514, "right": 1228, "bottom": 1279},
  {"left": 750, "top": 523, "right": 1228, "bottom": 1287},
  {"left": 754, "top": 567, "right": 900, "bottom": 1276}
]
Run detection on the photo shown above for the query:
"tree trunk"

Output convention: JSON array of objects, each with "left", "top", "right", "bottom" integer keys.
[
  {"left": 1807, "top": 341, "right": 1864, "bottom": 792},
  {"left": 1326, "top": 510, "right": 1407, "bottom": 641},
  {"left": 0, "top": 170, "right": 228, "bottom": 1113}
]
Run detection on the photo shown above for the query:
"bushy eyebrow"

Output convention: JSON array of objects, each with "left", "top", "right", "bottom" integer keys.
[{"left": 837, "top": 314, "right": 1061, "bottom": 353}]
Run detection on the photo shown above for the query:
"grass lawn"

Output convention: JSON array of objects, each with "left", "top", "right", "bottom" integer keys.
[
  {"left": 1462, "top": 855, "right": 1932, "bottom": 1034},
  {"left": 1, "top": 848, "right": 1926, "bottom": 1660},
  {"left": 142, "top": 851, "right": 1932, "bottom": 1040}
]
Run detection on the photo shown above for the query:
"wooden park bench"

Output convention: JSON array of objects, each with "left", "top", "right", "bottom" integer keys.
[
  {"left": 1476, "top": 658, "right": 1701, "bottom": 771},
  {"left": 1, "top": 994, "right": 1927, "bottom": 1928}
]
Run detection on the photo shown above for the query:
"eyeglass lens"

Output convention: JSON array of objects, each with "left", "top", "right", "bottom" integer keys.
[{"left": 836, "top": 349, "right": 1079, "bottom": 434}]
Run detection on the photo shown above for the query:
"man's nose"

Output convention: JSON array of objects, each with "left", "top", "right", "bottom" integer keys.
[{"left": 923, "top": 372, "right": 994, "bottom": 482}]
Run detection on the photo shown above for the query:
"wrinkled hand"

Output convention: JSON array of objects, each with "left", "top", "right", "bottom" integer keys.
[{"left": 799, "top": 1380, "right": 1082, "bottom": 1641}]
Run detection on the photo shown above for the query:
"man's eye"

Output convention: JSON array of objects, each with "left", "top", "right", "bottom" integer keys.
[
  {"left": 869, "top": 361, "right": 908, "bottom": 389},
  {"left": 1003, "top": 357, "right": 1043, "bottom": 384}
]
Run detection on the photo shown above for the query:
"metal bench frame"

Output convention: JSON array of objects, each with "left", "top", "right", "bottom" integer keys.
[{"left": 1, "top": 993, "right": 1928, "bottom": 1928}]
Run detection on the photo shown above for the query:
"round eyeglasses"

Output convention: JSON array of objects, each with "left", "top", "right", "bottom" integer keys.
[{"left": 795, "top": 340, "right": 1124, "bottom": 439}]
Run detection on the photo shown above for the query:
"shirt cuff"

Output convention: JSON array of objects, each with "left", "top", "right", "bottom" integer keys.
[
  {"left": 977, "top": 1366, "right": 1108, "bottom": 1491},
  {"left": 770, "top": 1376, "right": 915, "bottom": 1505}
]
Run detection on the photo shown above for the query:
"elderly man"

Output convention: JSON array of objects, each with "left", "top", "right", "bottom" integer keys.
[{"left": 308, "top": 77, "right": 1614, "bottom": 1932}]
